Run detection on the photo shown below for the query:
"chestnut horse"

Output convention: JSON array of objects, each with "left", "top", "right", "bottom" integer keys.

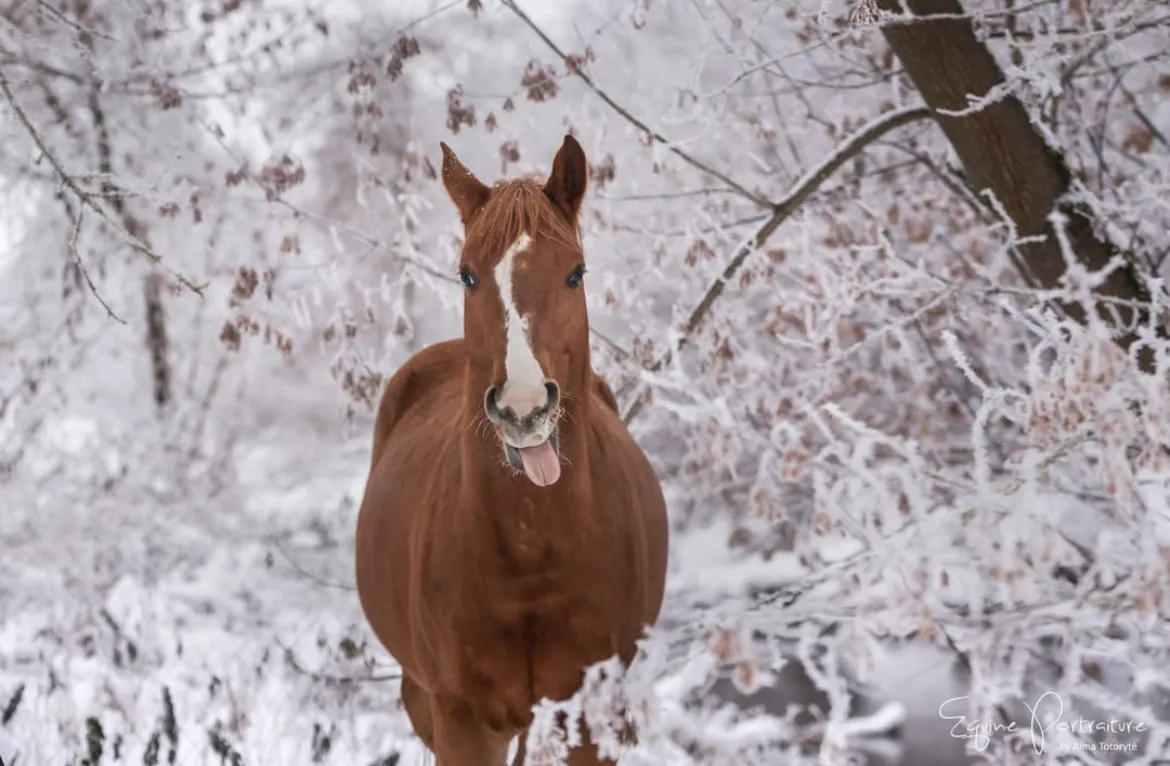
[{"left": 355, "top": 135, "right": 669, "bottom": 765}]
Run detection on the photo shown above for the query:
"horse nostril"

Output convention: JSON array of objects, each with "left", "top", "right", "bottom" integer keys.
[
  {"left": 485, "top": 385, "right": 523, "bottom": 424},
  {"left": 532, "top": 381, "right": 560, "bottom": 419},
  {"left": 484, "top": 385, "right": 504, "bottom": 420}
]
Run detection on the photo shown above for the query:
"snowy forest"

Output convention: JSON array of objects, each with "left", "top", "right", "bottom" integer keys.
[{"left": 2, "top": 0, "right": 1169, "bottom": 764}]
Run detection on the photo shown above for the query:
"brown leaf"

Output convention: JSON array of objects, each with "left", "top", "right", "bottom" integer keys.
[
  {"left": 521, "top": 60, "right": 559, "bottom": 102},
  {"left": 391, "top": 36, "right": 421, "bottom": 60},
  {"left": 150, "top": 80, "right": 182, "bottom": 110},
  {"left": 1122, "top": 123, "right": 1154, "bottom": 155},
  {"left": 219, "top": 321, "right": 241, "bottom": 351},
  {"left": 588, "top": 153, "right": 616, "bottom": 190},
  {"left": 446, "top": 86, "right": 476, "bottom": 134},
  {"left": 727, "top": 526, "right": 753, "bottom": 548},
  {"left": 225, "top": 167, "right": 248, "bottom": 187},
  {"left": 338, "top": 637, "right": 363, "bottom": 659},
  {"left": 231, "top": 267, "right": 259, "bottom": 302},
  {"left": 386, "top": 56, "right": 404, "bottom": 82},
  {"left": 258, "top": 155, "right": 306, "bottom": 201},
  {"left": 346, "top": 60, "right": 376, "bottom": 93},
  {"left": 499, "top": 140, "right": 520, "bottom": 173},
  {"left": 564, "top": 46, "right": 596, "bottom": 75}
]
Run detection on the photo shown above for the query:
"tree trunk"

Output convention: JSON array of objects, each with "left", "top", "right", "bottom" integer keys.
[
  {"left": 877, "top": 0, "right": 1161, "bottom": 373},
  {"left": 88, "top": 88, "right": 173, "bottom": 410},
  {"left": 143, "top": 271, "right": 172, "bottom": 410}
]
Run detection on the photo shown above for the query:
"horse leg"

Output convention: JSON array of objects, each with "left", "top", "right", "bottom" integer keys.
[
  {"left": 432, "top": 696, "right": 514, "bottom": 766},
  {"left": 563, "top": 720, "right": 615, "bottom": 766},
  {"left": 510, "top": 729, "right": 527, "bottom": 766},
  {"left": 512, "top": 716, "right": 628, "bottom": 766},
  {"left": 400, "top": 673, "right": 436, "bottom": 752}
]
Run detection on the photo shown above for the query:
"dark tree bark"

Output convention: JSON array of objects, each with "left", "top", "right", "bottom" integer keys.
[
  {"left": 88, "top": 88, "right": 173, "bottom": 410},
  {"left": 142, "top": 272, "right": 172, "bottom": 411},
  {"left": 877, "top": 0, "right": 1161, "bottom": 373}
]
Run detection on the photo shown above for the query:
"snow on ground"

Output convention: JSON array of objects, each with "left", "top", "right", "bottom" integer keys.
[
  {"left": 1, "top": 422, "right": 413, "bottom": 765},
  {"left": 0, "top": 417, "right": 920, "bottom": 766}
]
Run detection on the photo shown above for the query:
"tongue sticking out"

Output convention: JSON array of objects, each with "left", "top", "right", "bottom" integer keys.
[{"left": 516, "top": 440, "right": 561, "bottom": 486}]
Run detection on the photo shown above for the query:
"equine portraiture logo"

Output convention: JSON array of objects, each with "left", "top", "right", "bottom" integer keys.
[{"left": 938, "top": 691, "right": 1147, "bottom": 755}]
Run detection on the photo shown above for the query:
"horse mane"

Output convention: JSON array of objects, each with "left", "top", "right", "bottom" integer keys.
[{"left": 463, "top": 177, "right": 581, "bottom": 265}]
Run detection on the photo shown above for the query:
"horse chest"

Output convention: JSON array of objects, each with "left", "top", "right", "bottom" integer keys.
[
  {"left": 436, "top": 597, "right": 619, "bottom": 733},
  {"left": 494, "top": 496, "right": 555, "bottom": 568}
]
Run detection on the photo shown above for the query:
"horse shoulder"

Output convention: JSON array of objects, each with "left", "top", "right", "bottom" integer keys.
[
  {"left": 356, "top": 338, "right": 466, "bottom": 675},
  {"left": 589, "top": 397, "right": 670, "bottom": 629},
  {"left": 591, "top": 371, "right": 619, "bottom": 414},
  {"left": 368, "top": 339, "right": 466, "bottom": 473}
]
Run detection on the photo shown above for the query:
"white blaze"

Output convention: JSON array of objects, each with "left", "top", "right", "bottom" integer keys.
[{"left": 494, "top": 233, "right": 547, "bottom": 414}]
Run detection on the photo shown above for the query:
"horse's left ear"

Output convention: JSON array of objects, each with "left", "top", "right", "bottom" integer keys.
[{"left": 544, "top": 134, "right": 588, "bottom": 220}]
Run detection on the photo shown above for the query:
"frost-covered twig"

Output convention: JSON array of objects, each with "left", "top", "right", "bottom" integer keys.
[
  {"left": 500, "top": 0, "right": 774, "bottom": 209},
  {"left": 0, "top": 66, "right": 205, "bottom": 300},
  {"left": 195, "top": 118, "right": 457, "bottom": 285},
  {"left": 621, "top": 104, "right": 932, "bottom": 423},
  {"left": 276, "top": 640, "right": 402, "bottom": 686},
  {"left": 269, "top": 538, "right": 355, "bottom": 592},
  {"left": 34, "top": 0, "right": 117, "bottom": 42},
  {"left": 61, "top": 207, "right": 123, "bottom": 321}
]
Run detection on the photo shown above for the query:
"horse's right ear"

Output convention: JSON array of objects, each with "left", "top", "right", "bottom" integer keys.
[{"left": 440, "top": 142, "right": 490, "bottom": 225}]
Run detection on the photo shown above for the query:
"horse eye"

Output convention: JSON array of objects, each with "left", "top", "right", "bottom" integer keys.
[
  {"left": 566, "top": 264, "right": 586, "bottom": 289},
  {"left": 458, "top": 267, "right": 478, "bottom": 290}
]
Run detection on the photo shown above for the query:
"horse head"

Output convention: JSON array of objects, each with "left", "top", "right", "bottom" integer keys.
[{"left": 441, "top": 135, "right": 591, "bottom": 487}]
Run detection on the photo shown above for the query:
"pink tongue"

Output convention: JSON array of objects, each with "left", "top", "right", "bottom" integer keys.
[{"left": 517, "top": 441, "right": 561, "bottom": 486}]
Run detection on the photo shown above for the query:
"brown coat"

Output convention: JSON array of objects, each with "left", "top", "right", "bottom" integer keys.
[{"left": 354, "top": 136, "right": 669, "bottom": 766}]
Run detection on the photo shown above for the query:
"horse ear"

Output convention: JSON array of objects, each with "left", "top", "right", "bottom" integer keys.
[
  {"left": 440, "top": 142, "right": 490, "bottom": 224},
  {"left": 544, "top": 134, "right": 588, "bottom": 220}
]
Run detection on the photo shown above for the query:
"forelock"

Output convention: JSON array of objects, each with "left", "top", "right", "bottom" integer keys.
[{"left": 462, "top": 177, "right": 580, "bottom": 269}]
